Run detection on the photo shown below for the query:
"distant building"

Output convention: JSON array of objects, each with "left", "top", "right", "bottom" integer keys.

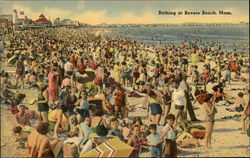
[
  {"left": 0, "top": 14, "right": 13, "bottom": 31},
  {"left": 54, "top": 18, "right": 61, "bottom": 26},
  {"left": 54, "top": 18, "right": 79, "bottom": 27},
  {"left": 33, "top": 14, "right": 52, "bottom": 26}
]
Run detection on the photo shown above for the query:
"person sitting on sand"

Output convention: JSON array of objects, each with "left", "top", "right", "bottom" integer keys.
[
  {"left": 0, "top": 84, "right": 15, "bottom": 106},
  {"left": 14, "top": 104, "right": 32, "bottom": 128},
  {"left": 27, "top": 122, "right": 54, "bottom": 157},
  {"left": 54, "top": 87, "right": 79, "bottom": 138},
  {"left": 79, "top": 116, "right": 92, "bottom": 144},
  {"left": 13, "top": 126, "right": 31, "bottom": 149},
  {"left": 107, "top": 118, "right": 124, "bottom": 141},
  {"left": 226, "top": 92, "right": 246, "bottom": 112},
  {"left": 91, "top": 110, "right": 108, "bottom": 138},
  {"left": 1, "top": 72, "right": 13, "bottom": 88}
]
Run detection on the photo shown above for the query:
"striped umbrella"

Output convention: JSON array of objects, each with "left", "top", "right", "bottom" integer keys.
[{"left": 80, "top": 137, "right": 134, "bottom": 157}]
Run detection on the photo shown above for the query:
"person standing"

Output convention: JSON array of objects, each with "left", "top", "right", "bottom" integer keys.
[
  {"left": 15, "top": 56, "right": 25, "bottom": 89},
  {"left": 172, "top": 80, "right": 187, "bottom": 132},
  {"left": 32, "top": 82, "right": 49, "bottom": 122},
  {"left": 48, "top": 67, "right": 59, "bottom": 102},
  {"left": 114, "top": 62, "right": 121, "bottom": 83},
  {"left": 179, "top": 75, "right": 200, "bottom": 121},
  {"left": 203, "top": 94, "right": 217, "bottom": 151},
  {"left": 113, "top": 84, "right": 127, "bottom": 119}
]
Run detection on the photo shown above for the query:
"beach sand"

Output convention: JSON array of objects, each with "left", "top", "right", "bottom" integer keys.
[{"left": 1, "top": 58, "right": 249, "bottom": 157}]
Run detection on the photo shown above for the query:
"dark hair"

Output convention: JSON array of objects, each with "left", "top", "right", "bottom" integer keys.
[
  {"left": 212, "top": 85, "right": 218, "bottom": 92},
  {"left": 131, "top": 124, "right": 140, "bottom": 131},
  {"left": 110, "top": 118, "right": 118, "bottom": 124},
  {"left": 132, "top": 117, "right": 142, "bottom": 125},
  {"left": 13, "top": 126, "right": 22, "bottom": 134},
  {"left": 166, "top": 114, "right": 175, "bottom": 121},
  {"left": 82, "top": 116, "right": 90, "bottom": 122},
  {"left": 148, "top": 124, "right": 157, "bottom": 130},
  {"left": 148, "top": 90, "right": 157, "bottom": 98},
  {"left": 37, "top": 122, "right": 50, "bottom": 135},
  {"left": 204, "top": 93, "right": 213, "bottom": 102},
  {"left": 238, "top": 92, "right": 244, "bottom": 97}
]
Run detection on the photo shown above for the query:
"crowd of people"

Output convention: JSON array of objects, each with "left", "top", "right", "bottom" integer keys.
[{"left": 1, "top": 27, "right": 249, "bottom": 157}]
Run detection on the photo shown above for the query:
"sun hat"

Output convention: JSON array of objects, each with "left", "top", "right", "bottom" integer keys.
[{"left": 17, "top": 104, "right": 28, "bottom": 111}]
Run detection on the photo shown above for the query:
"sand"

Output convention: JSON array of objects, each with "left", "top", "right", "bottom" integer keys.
[{"left": 1, "top": 51, "right": 249, "bottom": 157}]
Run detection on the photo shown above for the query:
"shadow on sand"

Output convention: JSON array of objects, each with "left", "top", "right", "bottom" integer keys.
[
  {"left": 214, "top": 128, "right": 239, "bottom": 133},
  {"left": 219, "top": 145, "right": 249, "bottom": 149},
  {"left": 178, "top": 149, "right": 203, "bottom": 156}
]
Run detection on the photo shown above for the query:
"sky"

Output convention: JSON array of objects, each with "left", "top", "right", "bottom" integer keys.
[{"left": 0, "top": 0, "right": 249, "bottom": 24}]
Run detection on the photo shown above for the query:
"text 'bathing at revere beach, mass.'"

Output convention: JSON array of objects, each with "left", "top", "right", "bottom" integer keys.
[{"left": 158, "top": 10, "right": 232, "bottom": 16}]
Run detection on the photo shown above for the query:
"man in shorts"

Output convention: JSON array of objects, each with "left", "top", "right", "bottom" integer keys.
[{"left": 15, "top": 56, "right": 25, "bottom": 89}]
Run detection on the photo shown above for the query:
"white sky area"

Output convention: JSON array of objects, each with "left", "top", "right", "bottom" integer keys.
[{"left": 0, "top": 0, "right": 249, "bottom": 24}]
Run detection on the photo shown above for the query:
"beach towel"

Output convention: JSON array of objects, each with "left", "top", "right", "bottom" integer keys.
[
  {"left": 187, "top": 125, "right": 205, "bottom": 133},
  {"left": 190, "top": 130, "right": 205, "bottom": 139},
  {"left": 176, "top": 132, "right": 193, "bottom": 143},
  {"left": 128, "top": 91, "right": 144, "bottom": 98},
  {"left": 229, "top": 61, "right": 239, "bottom": 72}
]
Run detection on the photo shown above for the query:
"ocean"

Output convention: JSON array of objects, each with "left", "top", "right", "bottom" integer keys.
[{"left": 107, "top": 24, "right": 249, "bottom": 52}]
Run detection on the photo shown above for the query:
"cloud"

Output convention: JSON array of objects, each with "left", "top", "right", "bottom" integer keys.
[
  {"left": 76, "top": 1, "right": 85, "bottom": 10},
  {"left": 43, "top": 8, "right": 70, "bottom": 20},
  {"left": 10, "top": 4, "right": 249, "bottom": 24},
  {"left": 73, "top": 10, "right": 107, "bottom": 24},
  {"left": 72, "top": 8, "right": 248, "bottom": 25}
]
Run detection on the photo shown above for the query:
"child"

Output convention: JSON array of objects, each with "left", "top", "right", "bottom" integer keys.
[
  {"left": 13, "top": 126, "right": 30, "bottom": 149},
  {"left": 160, "top": 114, "right": 177, "bottom": 157},
  {"left": 127, "top": 125, "right": 142, "bottom": 157},
  {"left": 107, "top": 118, "right": 124, "bottom": 141},
  {"left": 146, "top": 124, "right": 162, "bottom": 157},
  {"left": 76, "top": 91, "right": 89, "bottom": 123},
  {"left": 122, "top": 118, "right": 131, "bottom": 142}
]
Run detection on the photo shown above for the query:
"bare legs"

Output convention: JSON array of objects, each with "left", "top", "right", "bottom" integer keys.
[
  {"left": 241, "top": 114, "right": 248, "bottom": 134},
  {"left": 204, "top": 121, "right": 214, "bottom": 151},
  {"left": 39, "top": 111, "right": 48, "bottom": 122},
  {"left": 15, "top": 74, "right": 24, "bottom": 89},
  {"left": 150, "top": 114, "right": 161, "bottom": 125},
  {"left": 173, "top": 109, "right": 187, "bottom": 132}
]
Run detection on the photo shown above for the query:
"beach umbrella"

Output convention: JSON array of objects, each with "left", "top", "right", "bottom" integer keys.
[
  {"left": 83, "top": 82, "right": 98, "bottom": 97},
  {"left": 76, "top": 69, "right": 96, "bottom": 84},
  {"left": 7, "top": 55, "right": 17, "bottom": 65},
  {"left": 80, "top": 137, "right": 134, "bottom": 157}
]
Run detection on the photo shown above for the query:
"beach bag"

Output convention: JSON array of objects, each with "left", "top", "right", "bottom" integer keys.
[{"left": 244, "top": 105, "right": 250, "bottom": 116}]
